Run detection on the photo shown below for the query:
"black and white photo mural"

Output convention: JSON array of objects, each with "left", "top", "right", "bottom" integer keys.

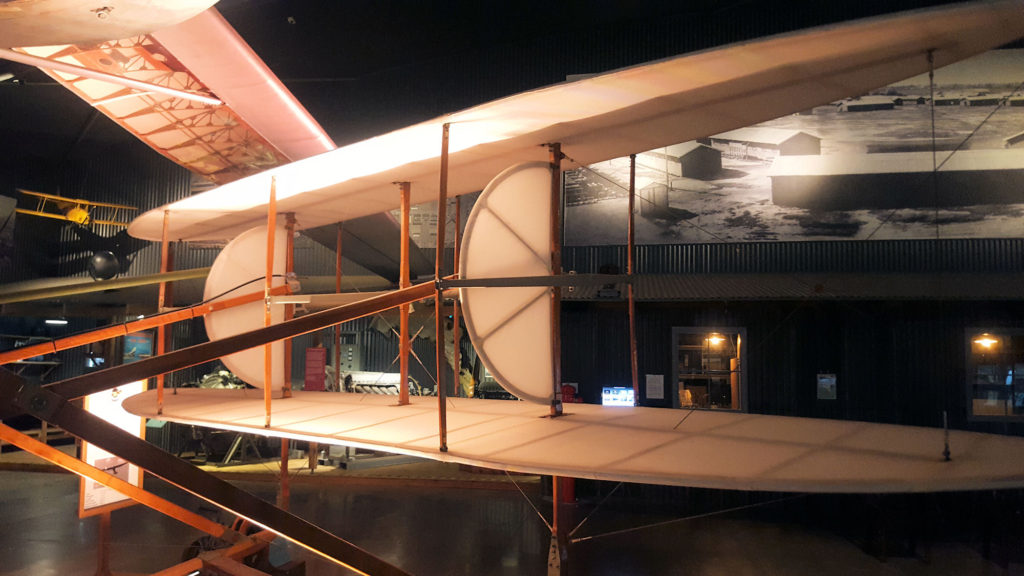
[{"left": 564, "top": 49, "right": 1024, "bottom": 245}]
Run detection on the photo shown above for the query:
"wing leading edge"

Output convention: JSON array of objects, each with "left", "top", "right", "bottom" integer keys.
[{"left": 129, "top": 0, "right": 1024, "bottom": 242}]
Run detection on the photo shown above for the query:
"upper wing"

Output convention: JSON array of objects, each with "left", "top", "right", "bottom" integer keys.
[
  {"left": 8, "top": 7, "right": 426, "bottom": 280},
  {"left": 10, "top": 8, "right": 333, "bottom": 184},
  {"left": 128, "top": 0, "right": 1024, "bottom": 242},
  {"left": 0, "top": 0, "right": 216, "bottom": 48}
]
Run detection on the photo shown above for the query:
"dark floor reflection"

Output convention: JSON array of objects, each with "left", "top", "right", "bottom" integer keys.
[{"left": 2, "top": 470, "right": 1022, "bottom": 575}]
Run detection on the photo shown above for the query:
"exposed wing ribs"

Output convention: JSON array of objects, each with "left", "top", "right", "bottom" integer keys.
[{"left": 15, "top": 36, "right": 289, "bottom": 183}]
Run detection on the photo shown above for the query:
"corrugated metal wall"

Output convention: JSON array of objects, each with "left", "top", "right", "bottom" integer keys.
[
  {"left": 55, "top": 146, "right": 192, "bottom": 279},
  {"left": 564, "top": 239, "right": 1024, "bottom": 275},
  {"left": 563, "top": 298, "right": 1024, "bottom": 435}
]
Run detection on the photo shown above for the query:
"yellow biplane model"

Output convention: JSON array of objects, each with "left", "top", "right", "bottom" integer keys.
[{"left": 16, "top": 188, "right": 137, "bottom": 227}]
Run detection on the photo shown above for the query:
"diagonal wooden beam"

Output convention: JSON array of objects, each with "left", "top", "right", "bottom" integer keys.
[
  {"left": 34, "top": 281, "right": 436, "bottom": 407},
  {"left": 0, "top": 370, "right": 410, "bottom": 576},
  {"left": 0, "top": 422, "right": 230, "bottom": 540}
]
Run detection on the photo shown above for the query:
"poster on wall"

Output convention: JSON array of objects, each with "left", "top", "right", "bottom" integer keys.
[
  {"left": 645, "top": 374, "right": 664, "bottom": 400},
  {"left": 565, "top": 49, "right": 1024, "bottom": 246},
  {"left": 123, "top": 331, "right": 153, "bottom": 363},
  {"left": 78, "top": 380, "right": 145, "bottom": 517}
]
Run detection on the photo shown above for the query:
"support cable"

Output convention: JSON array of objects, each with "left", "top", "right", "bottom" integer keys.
[
  {"left": 568, "top": 482, "right": 624, "bottom": 538},
  {"left": 571, "top": 494, "right": 806, "bottom": 544},
  {"left": 505, "top": 470, "right": 553, "bottom": 533}
]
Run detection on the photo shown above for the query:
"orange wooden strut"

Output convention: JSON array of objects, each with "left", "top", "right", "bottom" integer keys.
[
  {"left": 398, "top": 182, "right": 411, "bottom": 406},
  {"left": 157, "top": 209, "right": 172, "bottom": 413},
  {"left": 334, "top": 222, "right": 343, "bottom": 392},
  {"left": 628, "top": 154, "right": 640, "bottom": 405},
  {"left": 0, "top": 422, "right": 229, "bottom": 539},
  {"left": 264, "top": 176, "right": 278, "bottom": 428},
  {"left": 435, "top": 124, "right": 449, "bottom": 452},
  {"left": 0, "top": 287, "right": 288, "bottom": 366}
]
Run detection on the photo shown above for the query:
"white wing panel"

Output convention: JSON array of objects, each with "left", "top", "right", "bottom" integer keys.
[
  {"left": 203, "top": 225, "right": 287, "bottom": 390},
  {"left": 460, "top": 162, "right": 553, "bottom": 403},
  {"left": 129, "top": 1, "right": 1024, "bottom": 241},
  {"left": 124, "top": 388, "right": 1024, "bottom": 494}
]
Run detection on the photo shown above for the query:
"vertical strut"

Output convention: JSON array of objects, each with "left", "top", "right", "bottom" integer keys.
[
  {"left": 96, "top": 510, "right": 112, "bottom": 576},
  {"left": 398, "top": 182, "right": 412, "bottom": 406},
  {"left": 627, "top": 154, "right": 639, "bottom": 405},
  {"left": 283, "top": 212, "right": 296, "bottom": 399},
  {"left": 264, "top": 177, "right": 278, "bottom": 428},
  {"left": 436, "top": 124, "right": 450, "bottom": 452},
  {"left": 334, "top": 222, "right": 343, "bottom": 392},
  {"left": 156, "top": 209, "right": 172, "bottom": 413},
  {"left": 281, "top": 212, "right": 295, "bottom": 508},
  {"left": 549, "top": 143, "right": 563, "bottom": 417},
  {"left": 452, "top": 196, "right": 462, "bottom": 397}
]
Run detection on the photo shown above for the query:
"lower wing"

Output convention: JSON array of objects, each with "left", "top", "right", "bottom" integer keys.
[{"left": 124, "top": 388, "right": 1024, "bottom": 493}]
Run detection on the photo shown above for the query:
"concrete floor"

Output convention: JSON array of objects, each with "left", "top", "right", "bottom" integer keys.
[{"left": 0, "top": 462, "right": 1021, "bottom": 575}]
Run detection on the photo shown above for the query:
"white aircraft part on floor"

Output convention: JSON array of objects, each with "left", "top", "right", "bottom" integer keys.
[
  {"left": 128, "top": 0, "right": 1024, "bottom": 243},
  {"left": 203, "top": 225, "right": 287, "bottom": 390},
  {"left": 124, "top": 388, "right": 1024, "bottom": 493},
  {"left": 460, "top": 162, "right": 554, "bottom": 404}
]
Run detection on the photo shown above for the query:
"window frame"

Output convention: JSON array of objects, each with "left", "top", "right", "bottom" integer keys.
[
  {"left": 966, "top": 327, "right": 1024, "bottom": 422},
  {"left": 670, "top": 326, "right": 747, "bottom": 412}
]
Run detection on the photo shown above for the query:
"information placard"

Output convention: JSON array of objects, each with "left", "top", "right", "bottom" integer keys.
[
  {"left": 78, "top": 381, "right": 145, "bottom": 518},
  {"left": 645, "top": 374, "right": 665, "bottom": 400}
]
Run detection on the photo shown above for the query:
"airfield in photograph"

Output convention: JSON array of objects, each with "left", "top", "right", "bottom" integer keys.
[{"left": 565, "top": 49, "right": 1024, "bottom": 245}]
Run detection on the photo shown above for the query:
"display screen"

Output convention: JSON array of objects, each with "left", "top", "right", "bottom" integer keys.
[{"left": 602, "top": 387, "right": 634, "bottom": 406}]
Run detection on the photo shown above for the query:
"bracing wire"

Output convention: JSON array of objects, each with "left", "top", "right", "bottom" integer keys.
[
  {"left": 505, "top": 470, "right": 553, "bottom": 533},
  {"left": 570, "top": 494, "right": 806, "bottom": 544}
]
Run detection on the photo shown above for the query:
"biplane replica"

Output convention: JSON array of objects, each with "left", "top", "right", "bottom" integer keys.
[
  {"left": 4, "top": 1, "right": 1024, "bottom": 574},
  {"left": 15, "top": 189, "right": 137, "bottom": 227}
]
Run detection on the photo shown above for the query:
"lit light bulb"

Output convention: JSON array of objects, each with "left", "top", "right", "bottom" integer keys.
[{"left": 974, "top": 335, "right": 998, "bottom": 348}]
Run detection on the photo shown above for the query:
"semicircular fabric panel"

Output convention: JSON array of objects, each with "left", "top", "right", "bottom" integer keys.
[
  {"left": 460, "top": 162, "right": 553, "bottom": 404},
  {"left": 203, "top": 224, "right": 287, "bottom": 390}
]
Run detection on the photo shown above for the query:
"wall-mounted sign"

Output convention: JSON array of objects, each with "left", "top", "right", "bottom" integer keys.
[
  {"left": 79, "top": 380, "right": 144, "bottom": 517},
  {"left": 305, "top": 347, "right": 327, "bottom": 391},
  {"left": 645, "top": 374, "right": 664, "bottom": 400},
  {"left": 123, "top": 331, "right": 152, "bottom": 363}
]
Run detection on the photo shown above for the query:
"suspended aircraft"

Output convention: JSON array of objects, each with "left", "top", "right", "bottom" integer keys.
[{"left": 5, "top": 1, "right": 1024, "bottom": 573}]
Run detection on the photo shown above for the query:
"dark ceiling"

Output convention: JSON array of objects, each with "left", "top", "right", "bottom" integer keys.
[{"left": 0, "top": 0, "right": 973, "bottom": 178}]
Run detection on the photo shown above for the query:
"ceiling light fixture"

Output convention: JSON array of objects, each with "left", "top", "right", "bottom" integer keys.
[{"left": 974, "top": 334, "right": 999, "bottom": 349}]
